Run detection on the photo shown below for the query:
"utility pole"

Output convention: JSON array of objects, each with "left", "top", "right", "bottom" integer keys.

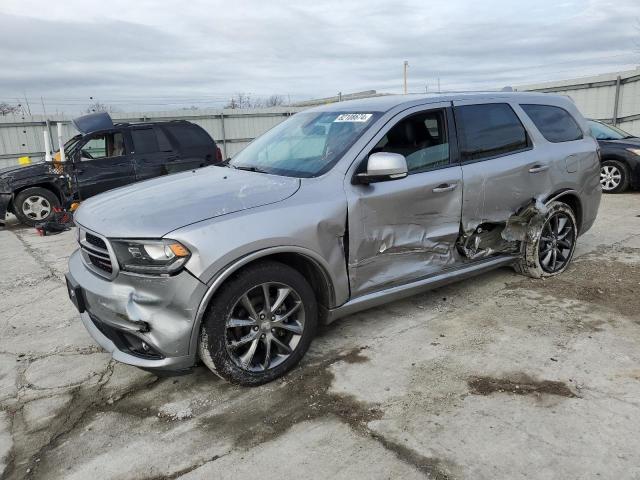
[
  {"left": 437, "top": 77, "right": 441, "bottom": 93},
  {"left": 403, "top": 61, "right": 409, "bottom": 94}
]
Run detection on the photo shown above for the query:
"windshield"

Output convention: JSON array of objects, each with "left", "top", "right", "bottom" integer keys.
[
  {"left": 228, "top": 111, "right": 380, "bottom": 177},
  {"left": 56, "top": 135, "right": 83, "bottom": 156},
  {"left": 588, "top": 120, "right": 634, "bottom": 140}
]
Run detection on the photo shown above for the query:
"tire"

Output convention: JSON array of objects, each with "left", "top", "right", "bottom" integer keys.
[
  {"left": 516, "top": 201, "right": 578, "bottom": 279},
  {"left": 199, "top": 261, "right": 318, "bottom": 386},
  {"left": 13, "top": 187, "right": 61, "bottom": 227},
  {"left": 600, "top": 159, "right": 629, "bottom": 193}
]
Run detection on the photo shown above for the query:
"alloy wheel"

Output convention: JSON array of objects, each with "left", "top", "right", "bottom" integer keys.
[
  {"left": 225, "top": 282, "right": 305, "bottom": 372},
  {"left": 600, "top": 165, "right": 622, "bottom": 191},
  {"left": 22, "top": 195, "right": 51, "bottom": 220},
  {"left": 538, "top": 212, "right": 575, "bottom": 273}
]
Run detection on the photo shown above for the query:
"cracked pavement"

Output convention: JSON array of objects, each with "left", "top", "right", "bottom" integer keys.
[{"left": 1, "top": 193, "right": 640, "bottom": 480}]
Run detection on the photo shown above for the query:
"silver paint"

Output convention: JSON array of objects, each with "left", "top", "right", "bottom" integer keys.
[{"left": 67, "top": 92, "right": 602, "bottom": 372}]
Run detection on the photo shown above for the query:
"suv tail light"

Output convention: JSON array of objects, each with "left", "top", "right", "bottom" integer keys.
[{"left": 215, "top": 145, "right": 223, "bottom": 163}]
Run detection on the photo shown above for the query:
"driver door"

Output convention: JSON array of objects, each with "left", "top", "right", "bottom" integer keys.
[
  {"left": 345, "top": 103, "right": 464, "bottom": 297},
  {"left": 74, "top": 130, "right": 136, "bottom": 200}
]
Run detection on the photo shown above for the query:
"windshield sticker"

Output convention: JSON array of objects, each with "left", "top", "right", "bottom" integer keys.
[{"left": 334, "top": 113, "right": 373, "bottom": 123}]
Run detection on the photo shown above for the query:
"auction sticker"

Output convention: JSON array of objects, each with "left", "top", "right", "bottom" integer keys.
[{"left": 334, "top": 113, "right": 373, "bottom": 122}]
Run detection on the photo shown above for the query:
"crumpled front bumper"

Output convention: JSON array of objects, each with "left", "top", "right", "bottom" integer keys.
[{"left": 67, "top": 249, "right": 208, "bottom": 372}]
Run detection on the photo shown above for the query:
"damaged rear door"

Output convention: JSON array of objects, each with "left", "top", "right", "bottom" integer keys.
[
  {"left": 345, "top": 103, "right": 464, "bottom": 297},
  {"left": 453, "top": 101, "right": 553, "bottom": 235}
]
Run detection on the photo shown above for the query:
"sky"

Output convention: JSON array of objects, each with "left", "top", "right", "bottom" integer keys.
[{"left": 0, "top": 0, "right": 639, "bottom": 113}]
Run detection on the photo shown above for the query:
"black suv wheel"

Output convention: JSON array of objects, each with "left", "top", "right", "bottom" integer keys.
[{"left": 13, "top": 187, "right": 61, "bottom": 226}]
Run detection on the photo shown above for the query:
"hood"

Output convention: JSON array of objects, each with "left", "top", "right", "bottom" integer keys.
[
  {"left": 72, "top": 112, "right": 114, "bottom": 134},
  {"left": 0, "top": 162, "right": 52, "bottom": 187},
  {"left": 74, "top": 166, "right": 301, "bottom": 238},
  {"left": 601, "top": 137, "right": 640, "bottom": 147}
]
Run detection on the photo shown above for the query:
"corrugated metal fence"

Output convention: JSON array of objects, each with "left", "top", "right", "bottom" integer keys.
[
  {"left": 517, "top": 68, "right": 640, "bottom": 135},
  {"left": 0, "top": 107, "right": 306, "bottom": 169}
]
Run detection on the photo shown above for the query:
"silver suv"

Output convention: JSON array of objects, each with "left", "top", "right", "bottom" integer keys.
[{"left": 66, "top": 93, "right": 601, "bottom": 385}]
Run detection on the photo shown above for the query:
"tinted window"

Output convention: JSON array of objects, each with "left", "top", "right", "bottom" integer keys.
[
  {"left": 155, "top": 127, "right": 173, "bottom": 151},
  {"left": 370, "top": 109, "right": 449, "bottom": 173},
  {"left": 521, "top": 104, "right": 583, "bottom": 143},
  {"left": 455, "top": 103, "right": 529, "bottom": 161},
  {"left": 165, "top": 124, "right": 212, "bottom": 148},
  {"left": 131, "top": 128, "right": 159, "bottom": 154}
]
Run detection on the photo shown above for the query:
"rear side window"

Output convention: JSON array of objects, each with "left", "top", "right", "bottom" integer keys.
[
  {"left": 164, "top": 123, "right": 213, "bottom": 148},
  {"left": 521, "top": 104, "right": 583, "bottom": 143},
  {"left": 131, "top": 128, "right": 159, "bottom": 154},
  {"left": 454, "top": 103, "right": 529, "bottom": 161}
]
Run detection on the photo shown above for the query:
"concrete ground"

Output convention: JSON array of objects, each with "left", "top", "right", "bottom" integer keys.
[{"left": 1, "top": 193, "right": 639, "bottom": 480}]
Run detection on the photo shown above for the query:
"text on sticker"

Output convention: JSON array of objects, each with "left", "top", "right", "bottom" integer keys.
[{"left": 334, "top": 114, "right": 373, "bottom": 123}]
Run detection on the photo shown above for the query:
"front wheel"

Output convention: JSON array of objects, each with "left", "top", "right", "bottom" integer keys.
[
  {"left": 516, "top": 201, "right": 578, "bottom": 278},
  {"left": 600, "top": 159, "right": 629, "bottom": 193},
  {"left": 199, "top": 261, "right": 317, "bottom": 385},
  {"left": 13, "top": 187, "right": 61, "bottom": 226}
]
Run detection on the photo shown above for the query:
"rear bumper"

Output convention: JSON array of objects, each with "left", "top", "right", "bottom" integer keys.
[{"left": 67, "top": 249, "right": 208, "bottom": 372}]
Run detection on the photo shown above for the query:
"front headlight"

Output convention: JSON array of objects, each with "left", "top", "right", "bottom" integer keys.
[
  {"left": 626, "top": 148, "right": 640, "bottom": 156},
  {"left": 111, "top": 239, "right": 191, "bottom": 275}
]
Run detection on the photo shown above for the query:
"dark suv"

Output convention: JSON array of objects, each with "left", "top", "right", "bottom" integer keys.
[{"left": 0, "top": 112, "right": 222, "bottom": 226}]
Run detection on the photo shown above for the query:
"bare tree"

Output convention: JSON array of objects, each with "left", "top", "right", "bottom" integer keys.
[
  {"left": 224, "top": 93, "right": 266, "bottom": 109},
  {"left": 85, "top": 101, "right": 118, "bottom": 114},
  {"left": 264, "top": 95, "right": 285, "bottom": 107},
  {"left": 0, "top": 102, "right": 22, "bottom": 116}
]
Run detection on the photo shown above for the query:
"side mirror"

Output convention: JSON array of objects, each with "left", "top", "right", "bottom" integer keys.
[{"left": 355, "top": 152, "right": 408, "bottom": 184}]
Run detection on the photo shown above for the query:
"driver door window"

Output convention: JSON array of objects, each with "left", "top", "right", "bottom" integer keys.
[
  {"left": 370, "top": 110, "right": 450, "bottom": 173},
  {"left": 81, "top": 132, "right": 125, "bottom": 160}
]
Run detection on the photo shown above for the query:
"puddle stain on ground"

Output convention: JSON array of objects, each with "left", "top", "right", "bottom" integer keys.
[
  {"left": 22, "top": 346, "right": 457, "bottom": 480},
  {"left": 468, "top": 374, "right": 576, "bottom": 398},
  {"left": 195, "top": 346, "right": 457, "bottom": 478}
]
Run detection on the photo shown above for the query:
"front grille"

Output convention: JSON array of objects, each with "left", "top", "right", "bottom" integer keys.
[
  {"left": 85, "top": 232, "right": 107, "bottom": 250},
  {"left": 78, "top": 228, "right": 116, "bottom": 279}
]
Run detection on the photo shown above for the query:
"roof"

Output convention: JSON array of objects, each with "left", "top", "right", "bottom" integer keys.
[{"left": 307, "top": 91, "right": 570, "bottom": 113}]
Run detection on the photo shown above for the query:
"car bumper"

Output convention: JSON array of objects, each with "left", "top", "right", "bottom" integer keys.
[{"left": 67, "top": 248, "right": 208, "bottom": 372}]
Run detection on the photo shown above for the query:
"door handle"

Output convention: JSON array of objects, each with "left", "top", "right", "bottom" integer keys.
[
  {"left": 528, "top": 164, "right": 549, "bottom": 173},
  {"left": 432, "top": 183, "right": 458, "bottom": 193}
]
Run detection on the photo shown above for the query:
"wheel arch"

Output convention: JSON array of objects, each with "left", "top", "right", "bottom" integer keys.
[
  {"left": 544, "top": 189, "right": 583, "bottom": 234},
  {"left": 10, "top": 183, "right": 63, "bottom": 213},
  {"left": 189, "top": 246, "right": 337, "bottom": 356}
]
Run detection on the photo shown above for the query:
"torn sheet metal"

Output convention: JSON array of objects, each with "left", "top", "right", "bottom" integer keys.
[
  {"left": 501, "top": 197, "right": 548, "bottom": 243},
  {"left": 457, "top": 197, "right": 549, "bottom": 260}
]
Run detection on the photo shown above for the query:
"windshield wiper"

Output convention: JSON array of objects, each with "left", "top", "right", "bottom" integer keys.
[{"left": 232, "top": 165, "right": 269, "bottom": 174}]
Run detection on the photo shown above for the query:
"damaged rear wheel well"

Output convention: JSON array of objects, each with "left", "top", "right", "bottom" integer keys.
[{"left": 547, "top": 192, "right": 582, "bottom": 234}]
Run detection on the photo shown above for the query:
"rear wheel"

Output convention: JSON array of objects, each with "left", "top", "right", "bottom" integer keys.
[
  {"left": 13, "top": 187, "right": 60, "bottom": 226},
  {"left": 516, "top": 201, "right": 577, "bottom": 278},
  {"left": 600, "top": 159, "right": 629, "bottom": 193},
  {"left": 199, "top": 261, "right": 317, "bottom": 385}
]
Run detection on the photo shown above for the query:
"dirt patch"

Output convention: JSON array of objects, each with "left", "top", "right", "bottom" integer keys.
[
  {"left": 339, "top": 345, "right": 370, "bottom": 364},
  {"left": 468, "top": 374, "right": 576, "bottom": 398},
  {"left": 506, "top": 246, "right": 640, "bottom": 321}
]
